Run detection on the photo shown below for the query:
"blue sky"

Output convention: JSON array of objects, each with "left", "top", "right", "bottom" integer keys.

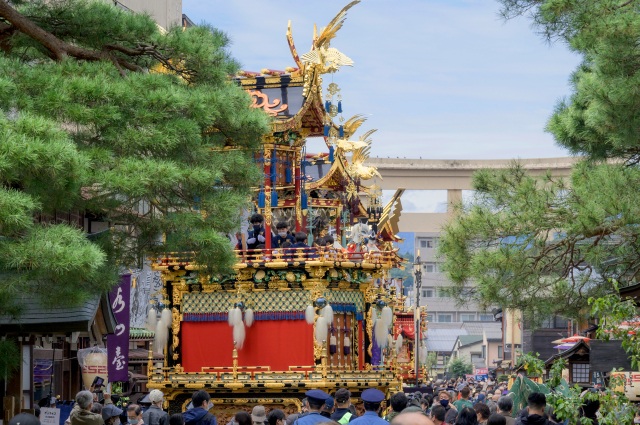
[{"left": 183, "top": 1, "right": 581, "bottom": 160}]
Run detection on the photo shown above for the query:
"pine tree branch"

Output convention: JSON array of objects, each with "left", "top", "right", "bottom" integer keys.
[
  {"left": 0, "top": 0, "right": 188, "bottom": 78},
  {"left": 0, "top": 0, "right": 67, "bottom": 59}
]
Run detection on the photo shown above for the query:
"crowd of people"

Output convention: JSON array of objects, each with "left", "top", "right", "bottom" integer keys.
[{"left": 9, "top": 379, "right": 640, "bottom": 425}]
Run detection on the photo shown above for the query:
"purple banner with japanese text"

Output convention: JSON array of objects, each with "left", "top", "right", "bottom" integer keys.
[{"left": 107, "top": 274, "right": 131, "bottom": 382}]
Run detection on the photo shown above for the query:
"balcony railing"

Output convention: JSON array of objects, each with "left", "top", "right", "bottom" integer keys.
[{"left": 154, "top": 247, "right": 402, "bottom": 270}]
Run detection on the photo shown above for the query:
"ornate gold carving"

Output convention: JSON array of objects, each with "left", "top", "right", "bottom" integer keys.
[
  {"left": 267, "top": 279, "right": 288, "bottom": 290},
  {"left": 314, "top": 340, "right": 323, "bottom": 361},
  {"left": 172, "top": 279, "right": 188, "bottom": 306},
  {"left": 367, "top": 305, "right": 374, "bottom": 358},
  {"left": 303, "top": 279, "right": 328, "bottom": 301},
  {"left": 307, "top": 266, "right": 328, "bottom": 279},
  {"left": 236, "top": 269, "right": 254, "bottom": 281},
  {"left": 301, "top": 47, "right": 354, "bottom": 74},
  {"left": 248, "top": 90, "right": 288, "bottom": 116},
  {"left": 236, "top": 282, "right": 253, "bottom": 294},
  {"left": 171, "top": 307, "right": 180, "bottom": 361}
]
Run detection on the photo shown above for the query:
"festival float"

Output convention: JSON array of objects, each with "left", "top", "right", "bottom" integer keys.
[{"left": 146, "top": 1, "right": 421, "bottom": 418}]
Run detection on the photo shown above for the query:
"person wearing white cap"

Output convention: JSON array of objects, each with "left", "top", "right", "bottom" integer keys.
[
  {"left": 143, "top": 390, "right": 169, "bottom": 425},
  {"left": 251, "top": 406, "right": 267, "bottom": 425}
]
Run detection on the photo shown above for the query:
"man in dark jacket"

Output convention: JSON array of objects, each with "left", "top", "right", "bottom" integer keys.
[
  {"left": 183, "top": 391, "right": 217, "bottom": 425},
  {"left": 331, "top": 389, "right": 355, "bottom": 424},
  {"left": 515, "top": 393, "right": 553, "bottom": 425}
]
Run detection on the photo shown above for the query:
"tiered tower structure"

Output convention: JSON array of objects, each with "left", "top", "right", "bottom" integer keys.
[{"left": 147, "top": 2, "right": 411, "bottom": 419}]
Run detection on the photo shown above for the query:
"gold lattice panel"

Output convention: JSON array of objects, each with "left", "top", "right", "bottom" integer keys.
[
  {"left": 182, "top": 291, "right": 312, "bottom": 314},
  {"left": 323, "top": 290, "right": 365, "bottom": 312}
]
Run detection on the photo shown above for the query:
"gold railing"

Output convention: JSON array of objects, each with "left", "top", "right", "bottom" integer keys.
[{"left": 152, "top": 247, "right": 401, "bottom": 270}]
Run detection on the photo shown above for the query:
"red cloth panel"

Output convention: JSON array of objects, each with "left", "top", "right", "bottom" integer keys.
[
  {"left": 182, "top": 321, "right": 314, "bottom": 372},
  {"left": 401, "top": 324, "right": 415, "bottom": 339}
]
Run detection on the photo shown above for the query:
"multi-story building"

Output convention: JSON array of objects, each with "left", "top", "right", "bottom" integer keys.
[
  {"left": 413, "top": 232, "right": 495, "bottom": 324},
  {"left": 114, "top": 0, "right": 183, "bottom": 31}
]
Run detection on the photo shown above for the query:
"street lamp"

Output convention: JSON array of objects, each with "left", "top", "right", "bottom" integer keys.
[{"left": 414, "top": 250, "right": 422, "bottom": 386}]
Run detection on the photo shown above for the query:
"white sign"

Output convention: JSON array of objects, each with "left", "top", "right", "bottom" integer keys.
[{"left": 40, "top": 407, "right": 61, "bottom": 425}]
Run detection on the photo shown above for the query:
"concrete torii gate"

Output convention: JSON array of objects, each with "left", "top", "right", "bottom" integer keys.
[{"left": 367, "top": 157, "right": 579, "bottom": 233}]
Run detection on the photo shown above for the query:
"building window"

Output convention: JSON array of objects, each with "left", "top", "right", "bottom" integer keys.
[
  {"left": 426, "top": 314, "right": 434, "bottom": 322},
  {"left": 437, "top": 288, "right": 447, "bottom": 298},
  {"left": 425, "top": 262, "right": 438, "bottom": 273},
  {"left": 423, "top": 289, "right": 434, "bottom": 298},
  {"left": 482, "top": 345, "right": 486, "bottom": 359},
  {"left": 438, "top": 314, "right": 452, "bottom": 323},
  {"left": 479, "top": 314, "right": 494, "bottom": 322},
  {"left": 498, "top": 345, "right": 503, "bottom": 358},
  {"left": 541, "top": 315, "right": 571, "bottom": 329},
  {"left": 460, "top": 313, "right": 475, "bottom": 322},
  {"left": 420, "top": 240, "right": 427, "bottom": 248},
  {"left": 425, "top": 238, "right": 436, "bottom": 248},
  {"left": 572, "top": 363, "right": 590, "bottom": 383}
]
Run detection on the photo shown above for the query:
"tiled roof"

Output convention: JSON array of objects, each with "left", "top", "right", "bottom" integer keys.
[
  {"left": 426, "top": 327, "right": 467, "bottom": 352},
  {"left": 0, "top": 294, "right": 115, "bottom": 334},
  {"left": 461, "top": 322, "right": 502, "bottom": 339},
  {"left": 130, "top": 328, "right": 154, "bottom": 340},
  {"left": 457, "top": 335, "right": 483, "bottom": 348}
]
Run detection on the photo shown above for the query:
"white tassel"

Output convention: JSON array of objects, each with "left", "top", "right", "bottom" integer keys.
[
  {"left": 245, "top": 308, "right": 254, "bottom": 327},
  {"left": 228, "top": 308, "right": 235, "bottom": 326},
  {"left": 233, "top": 322, "right": 246, "bottom": 349},
  {"left": 305, "top": 305, "right": 315, "bottom": 325},
  {"left": 230, "top": 307, "right": 242, "bottom": 327},
  {"left": 315, "top": 316, "right": 328, "bottom": 343},
  {"left": 154, "top": 319, "right": 168, "bottom": 352},
  {"left": 146, "top": 306, "right": 157, "bottom": 332},
  {"left": 330, "top": 335, "right": 337, "bottom": 345},
  {"left": 344, "top": 336, "right": 351, "bottom": 346},
  {"left": 374, "top": 318, "right": 389, "bottom": 349},
  {"left": 382, "top": 306, "right": 393, "bottom": 328},
  {"left": 161, "top": 308, "right": 172, "bottom": 329},
  {"left": 396, "top": 334, "right": 403, "bottom": 354},
  {"left": 321, "top": 304, "right": 334, "bottom": 324}
]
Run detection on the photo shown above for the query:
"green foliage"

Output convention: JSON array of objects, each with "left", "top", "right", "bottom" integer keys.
[
  {"left": 438, "top": 162, "right": 621, "bottom": 321},
  {"left": 508, "top": 374, "right": 549, "bottom": 415},
  {"left": 516, "top": 352, "right": 545, "bottom": 377},
  {"left": 447, "top": 357, "right": 472, "bottom": 378},
  {"left": 589, "top": 289, "right": 640, "bottom": 370},
  {"left": 544, "top": 358, "right": 634, "bottom": 425},
  {"left": 0, "top": 340, "right": 20, "bottom": 379},
  {"left": 440, "top": 0, "right": 640, "bottom": 323},
  {"left": 0, "top": 1, "right": 269, "bottom": 326}
]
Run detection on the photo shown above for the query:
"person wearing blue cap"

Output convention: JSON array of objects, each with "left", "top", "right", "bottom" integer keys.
[
  {"left": 320, "top": 397, "right": 334, "bottom": 419},
  {"left": 349, "top": 389, "right": 387, "bottom": 425},
  {"left": 293, "top": 390, "right": 330, "bottom": 425}
]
